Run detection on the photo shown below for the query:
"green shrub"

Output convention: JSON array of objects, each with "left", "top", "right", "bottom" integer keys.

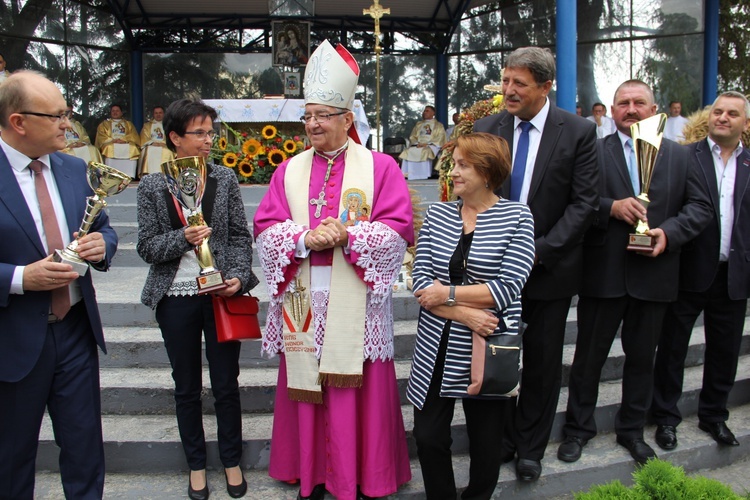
[{"left": 574, "top": 459, "right": 743, "bottom": 500}]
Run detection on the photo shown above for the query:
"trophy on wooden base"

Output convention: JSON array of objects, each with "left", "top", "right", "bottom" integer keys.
[
  {"left": 627, "top": 113, "right": 668, "bottom": 251},
  {"left": 162, "top": 156, "right": 228, "bottom": 294},
  {"left": 54, "top": 161, "right": 131, "bottom": 275}
]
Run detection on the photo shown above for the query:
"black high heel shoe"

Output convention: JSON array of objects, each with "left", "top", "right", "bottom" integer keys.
[{"left": 224, "top": 469, "right": 247, "bottom": 498}]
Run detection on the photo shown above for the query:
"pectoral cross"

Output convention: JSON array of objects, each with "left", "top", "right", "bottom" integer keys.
[{"left": 310, "top": 191, "right": 327, "bottom": 218}]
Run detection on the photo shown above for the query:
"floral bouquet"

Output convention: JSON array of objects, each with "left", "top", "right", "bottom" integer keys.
[
  {"left": 211, "top": 122, "right": 308, "bottom": 184},
  {"left": 437, "top": 93, "right": 505, "bottom": 201}
]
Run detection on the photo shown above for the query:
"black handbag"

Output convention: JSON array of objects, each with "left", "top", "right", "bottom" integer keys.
[{"left": 467, "top": 329, "right": 522, "bottom": 398}]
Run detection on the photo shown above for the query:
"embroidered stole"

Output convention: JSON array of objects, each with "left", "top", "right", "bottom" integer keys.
[{"left": 283, "top": 138, "right": 373, "bottom": 403}]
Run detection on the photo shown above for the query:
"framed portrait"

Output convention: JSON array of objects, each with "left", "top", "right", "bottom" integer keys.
[
  {"left": 284, "top": 72, "right": 301, "bottom": 97},
  {"left": 272, "top": 21, "right": 311, "bottom": 68}
]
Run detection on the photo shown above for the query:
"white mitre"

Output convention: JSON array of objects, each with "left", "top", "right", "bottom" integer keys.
[{"left": 303, "top": 40, "right": 360, "bottom": 110}]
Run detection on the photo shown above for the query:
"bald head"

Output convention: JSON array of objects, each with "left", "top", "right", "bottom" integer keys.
[{"left": 0, "top": 71, "right": 69, "bottom": 157}]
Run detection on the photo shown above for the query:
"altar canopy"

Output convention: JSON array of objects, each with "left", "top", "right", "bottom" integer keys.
[{"left": 203, "top": 99, "right": 371, "bottom": 147}]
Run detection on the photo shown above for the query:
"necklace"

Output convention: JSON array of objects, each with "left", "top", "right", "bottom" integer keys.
[{"left": 309, "top": 144, "right": 348, "bottom": 218}]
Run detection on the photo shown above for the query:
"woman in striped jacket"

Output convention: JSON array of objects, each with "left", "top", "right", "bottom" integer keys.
[{"left": 408, "top": 133, "right": 536, "bottom": 499}]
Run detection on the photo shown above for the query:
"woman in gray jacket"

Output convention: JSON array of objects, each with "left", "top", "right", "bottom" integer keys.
[{"left": 137, "top": 98, "right": 258, "bottom": 500}]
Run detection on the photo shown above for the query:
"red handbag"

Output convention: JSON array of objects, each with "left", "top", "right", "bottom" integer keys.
[{"left": 212, "top": 295, "right": 262, "bottom": 342}]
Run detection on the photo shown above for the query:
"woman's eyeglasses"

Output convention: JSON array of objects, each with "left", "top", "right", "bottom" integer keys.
[{"left": 183, "top": 130, "right": 218, "bottom": 139}]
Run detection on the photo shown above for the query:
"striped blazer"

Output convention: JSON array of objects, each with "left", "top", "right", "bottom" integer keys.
[{"left": 407, "top": 199, "right": 535, "bottom": 409}]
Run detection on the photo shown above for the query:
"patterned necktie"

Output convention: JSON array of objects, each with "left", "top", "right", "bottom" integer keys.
[
  {"left": 28, "top": 160, "right": 71, "bottom": 319},
  {"left": 626, "top": 138, "right": 641, "bottom": 195},
  {"left": 510, "top": 121, "right": 533, "bottom": 202}
]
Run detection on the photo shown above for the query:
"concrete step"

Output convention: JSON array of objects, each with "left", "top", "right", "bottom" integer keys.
[
  {"left": 91, "top": 267, "right": 423, "bottom": 327},
  {"left": 33, "top": 448, "right": 750, "bottom": 500},
  {"left": 101, "top": 320, "right": 422, "bottom": 368},
  {"left": 37, "top": 353, "right": 750, "bottom": 475}
]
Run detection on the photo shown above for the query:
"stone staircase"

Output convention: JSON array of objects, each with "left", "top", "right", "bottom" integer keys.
[{"left": 35, "top": 181, "right": 750, "bottom": 499}]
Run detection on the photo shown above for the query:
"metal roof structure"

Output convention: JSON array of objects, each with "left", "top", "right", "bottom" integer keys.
[{"left": 104, "top": 0, "right": 499, "bottom": 53}]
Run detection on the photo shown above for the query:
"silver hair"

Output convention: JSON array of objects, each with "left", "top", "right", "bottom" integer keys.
[
  {"left": 505, "top": 47, "right": 556, "bottom": 85},
  {"left": 712, "top": 91, "right": 750, "bottom": 119}
]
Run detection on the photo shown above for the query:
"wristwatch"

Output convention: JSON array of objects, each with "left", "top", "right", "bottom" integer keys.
[{"left": 445, "top": 285, "right": 457, "bottom": 306}]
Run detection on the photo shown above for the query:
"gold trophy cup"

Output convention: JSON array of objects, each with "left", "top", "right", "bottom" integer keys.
[
  {"left": 162, "top": 156, "right": 227, "bottom": 294},
  {"left": 627, "top": 113, "right": 668, "bottom": 251},
  {"left": 54, "top": 161, "right": 131, "bottom": 275}
]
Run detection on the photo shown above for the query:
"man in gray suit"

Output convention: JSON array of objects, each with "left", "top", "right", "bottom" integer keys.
[
  {"left": 558, "top": 80, "right": 712, "bottom": 466},
  {"left": 473, "top": 46, "right": 599, "bottom": 482},
  {"left": 651, "top": 91, "right": 750, "bottom": 450}
]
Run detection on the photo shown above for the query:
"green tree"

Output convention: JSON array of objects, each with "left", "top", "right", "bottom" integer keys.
[
  {"left": 718, "top": 0, "right": 750, "bottom": 94},
  {"left": 638, "top": 12, "right": 703, "bottom": 112}
]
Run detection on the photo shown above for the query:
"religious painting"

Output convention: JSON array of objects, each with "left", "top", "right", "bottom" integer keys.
[
  {"left": 272, "top": 21, "right": 310, "bottom": 67},
  {"left": 284, "top": 72, "right": 301, "bottom": 97}
]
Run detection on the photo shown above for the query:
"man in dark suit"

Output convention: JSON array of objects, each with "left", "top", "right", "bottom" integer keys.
[
  {"left": 473, "top": 46, "right": 599, "bottom": 482},
  {"left": 557, "top": 80, "right": 712, "bottom": 466},
  {"left": 0, "top": 71, "right": 118, "bottom": 498},
  {"left": 651, "top": 91, "right": 750, "bottom": 450}
]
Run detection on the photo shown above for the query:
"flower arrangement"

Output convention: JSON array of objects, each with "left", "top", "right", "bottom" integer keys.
[
  {"left": 436, "top": 92, "right": 506, "bottom": 201},
  {"left": 211, "top": 122, "right": 308, "bottom": 184}
]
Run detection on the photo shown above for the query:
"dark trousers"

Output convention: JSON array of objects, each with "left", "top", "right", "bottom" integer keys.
[
  {"left": 564, "top": 296, "right": 667, "bottom": 440},
  {"left": 156, "top": 294, "right": 243, "bottom": 470},
  {"left": 509, "top": 296, "right": 571, "bottom": 460},
  {"left": 652, "top": 264, "right": 747, "bottom": 426},
  {"left": 413, "top": 326, "right": 507, "bottom": 500},
  {"left": 0, "top": 302, "right": 104, "bottom": 500}
]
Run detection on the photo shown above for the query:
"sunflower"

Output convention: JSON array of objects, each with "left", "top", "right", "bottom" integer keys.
[
  {"left": 218, "top": 137, "right": 227, "bottom": 150},
  {"left": 238, "top": 161, "right": 254, "bottom": 178},
  {"left": 261, "top": 124, "right": 278, "bottom": 140},
  {"left": 283, "top": 139, "right": 297, "bottom": 154},
  {"left": 222, "top": 152, "right": 238, "bottom": 168},
  {"left": 268, "top": 149, "right": 288, "bottom": 166},
  {"left": 242, "top": 138, "right": 262, "bottom": 158}
]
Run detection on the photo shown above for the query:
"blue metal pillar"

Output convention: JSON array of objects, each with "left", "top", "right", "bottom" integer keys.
[
  {"left": 436, "top": 53, "right": 448, "bottom": 126},
  {"left": 703, "top": 0, "right": 719, "bottom": 106},
  {"left": 130, "top": 50, "right": 144, "bottom": 130},
  {"left": 555, "top": 0, "right": 576, "bottom": 112}
]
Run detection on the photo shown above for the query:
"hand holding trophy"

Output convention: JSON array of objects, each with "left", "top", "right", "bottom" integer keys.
[
  {"left": 54, "top": 161, "right": 131, "bottom": 275},
  {"left": 627, "top": 113, "right": 668, "bottom": 251},
  {"left": 162, "top": 156, "right": 228, "bottom": 294}
]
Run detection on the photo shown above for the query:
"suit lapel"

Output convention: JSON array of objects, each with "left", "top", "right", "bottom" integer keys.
[
  {"left": 0, "top": 151, "right": 47, "bottom": 257},
  {"left": 50, "top": 154, "right": 81, "bottom": 240},
  {"left": 734, "top": 148, "right": 750, "bottom": 224},
  {"left": 527, "top": 104, "right": 563, "bottom": 201},
  {"left": 695, "top": 139, "right": 721, "bottom": 218},
  {"left": 606, "top": 135, "right": 633, "bottom": 193},
  {"left": 497, "top": 113, "right": 514, "bottom": 200}
]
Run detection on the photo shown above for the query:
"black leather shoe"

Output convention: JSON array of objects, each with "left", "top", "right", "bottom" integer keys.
[
  {"left": 616, "top": 436, "right": 657, "bottom": 465},
  {"left": 654, "top": 425, "right": 678, "bottom": 450},
  {"left": 225, "top": 472, "right": 247, "bottom": 498},
  {"left": 699, "top": 421, "right": 739, "bottom": 446},
  {"left": 297, "top": 484, "right": 326, "bottom": 500},
  {"left": 188, "top": 479, "right": 209, "bottom": 500},
  {"left": 516, "top": 458, "right": 542, "bottom": 482},
  {"left": 557, "top": 436, "right": 588, "bottom": 463}
]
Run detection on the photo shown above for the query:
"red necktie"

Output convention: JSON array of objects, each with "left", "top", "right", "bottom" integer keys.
[{"left": 28, "top": 160, "right": 71, "bottom": 319}]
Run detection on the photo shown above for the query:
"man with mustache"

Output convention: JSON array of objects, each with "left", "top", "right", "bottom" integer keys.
[
  {"left": 557, "top": 79, "right": 711, "bottom": 466},
  {"left": 473, "top": 46, "right": 599, "bottom": 482}
]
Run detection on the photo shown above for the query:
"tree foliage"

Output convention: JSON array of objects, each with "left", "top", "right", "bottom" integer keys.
[{"left": 718, "top": 0, "right": 750, "bottom": 94}]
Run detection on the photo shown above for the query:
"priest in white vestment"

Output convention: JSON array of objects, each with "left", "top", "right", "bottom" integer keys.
[
  {"left": 95, "top": 104, "right": 140, "bottom": 178},
  {"left": 399, "top": 106, "right": 447, "bottom": 180},
  {"left": 61, "top": 107, "right": 103, "bottom": 164}
]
